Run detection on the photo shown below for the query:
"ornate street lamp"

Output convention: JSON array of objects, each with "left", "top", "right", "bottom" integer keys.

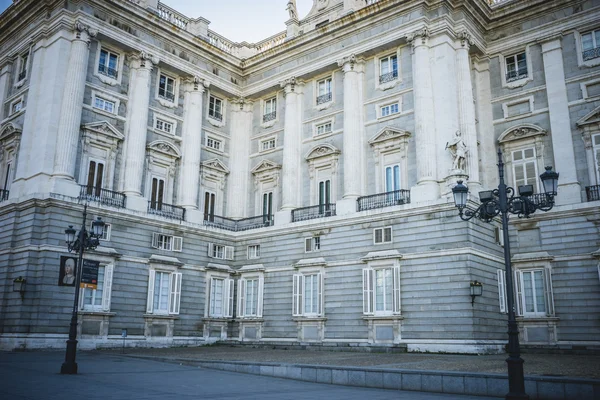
[
  {"left": 452, "top": 148, "right": 559, "bottom": 400},
  {"left": 61, "top": 204, "right": 104, "bottom": 374}
]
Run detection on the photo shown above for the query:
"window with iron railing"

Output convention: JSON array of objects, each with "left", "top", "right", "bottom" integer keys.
[
  {"left": 316, "top": 77, "right": 332, "bottom": 105},
  {"left": 582, "top": 29, "right": 600, "bottom": 61},
  {"left": 98, "top": 49, "right": 119, "bottom": 79},
  {"left": 379, "top": 54, "right": 398, "bottom": 84},
  {"left": 263, "top": 97, "right": 276, "bottom": 122},
  {"left": 209, "top": 95, "right": 224, "bottom": 121},
  {"left": 158, "top": 74, "right": 176, "bottom": 102},
  {"left": 505, "top": 52, "right": 528, "bottom": 82}
]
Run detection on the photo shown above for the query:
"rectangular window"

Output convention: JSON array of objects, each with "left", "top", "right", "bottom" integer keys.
[
  {"left": 153, "top": 271, "right": 171, "bottom": 313},
  {"left": 260, "top": 138, "right": 276, "bottom": 152},
  {"left": 316, "top": 122, "right": 332, "bottom": 136},
  {"left": 373, "top": 227, "right": 392, "bottom": 244},
  {"left": 209, "top": 96, "right": 223, "bottom": 121},
  {"left": 203, "top": 191, "right": 216, "bottom": 222},
  {"left": 514, "top": 268, "right": 554, "bottom": 318},
  {"left": 263, "top": 98, "right": 277, "bottom": 122},
  {"left": 316, "top": 77, "right": 332, "bottom": 104},
  {"left": 379, "top": 54, "right": 398, "bottom": 83},
  {"left": 292, "top": 272, "right": 323, "bottom": 316},
  {"left": 3, "top": 162, "right": 12, "bottom": 191},
  {"left": 505, "top": 52, "right": 528, "bottom": 82},
  {"left": 581, "top": 29, "right": 600, "bottom": 61},
  {"left": 158, "top": 74, "right": 176, "bottom": 102},
  {"left": 206, "top": 136, "right": 222, "bottom": 151},
  {"left": 98, "top": 49, "right": 119, "bottom": 79},
  {"left": 385, "top": 164, "right": 401, "bottom": 192},
  {"left": 155, "top": 118, "right": 173, "bottom": 134},
  {"left": 363, "top": 266, "right": 400, "bottom": 315},
  {"left": 497, "top": 269, "right": 507, "bottom": 313},
  {"left": 150, "top": 177, "right": 165, "bottom": 210},
  {"left": 380, "top": 103, "right": 399, "bottom": 117},
  {"left": 208, "top": 243, "right": 234, "bottom": 260},
  {"left": 146, "top": 270, "right": 182, "bottom": 315},
  {"left": 318, "top": 180, "right": 332, "bottom": 216},
  {"left": 10, "top": 99, "right": 23, "bottom": 115},
  {"left": 86, "top": 160, "right": 104, "bottom": 196},
  {"left": 512, "top": 148, "right": 538, "bottom": 192},
  {"left": 90, "top": 221, "right": 111, "bottom": 241},
  {"left": 151, "top": 233, "right": 183, "bottom": 252},
  {"left": 18, "top": 53, "right": 28, "bottom": 81},
  {"left": 262, "top": 192, "right": 273, "bottom": 218},
  {"left": 81, "top": 264, "right": 113, "bottom": 312},
  {"left": 305, "top": 236, "right": 321, "bottom": 253},
  {"left": 93, "top": 97, "right": 115, "bottom": 113},
  {"left": 209, "top": 276, "right": 234, "bottom": 318},
  {"left": 247, "top": 245, "right": 260, "bottom": 259},
  {"left": 237, "top": 275, "right": 264, "bottom": 318},
  {"left": 244, "top": 278, "right": 258, "bottom": 316}
]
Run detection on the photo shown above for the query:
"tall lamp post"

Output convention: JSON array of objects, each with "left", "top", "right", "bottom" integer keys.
[
  {"left": 61, "top": 204, "right": 104, "bottom": 374},
  {"left": 451, "top": 148, "right": 558, "bottom": 400}
]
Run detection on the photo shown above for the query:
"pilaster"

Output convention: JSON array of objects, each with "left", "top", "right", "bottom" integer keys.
[
  {"left": 473, "top": 57, "right": 496, "bottom": 189},
  {"left": 280, "top": 77, "right": 304, "bottom": 211},
  {"left": 0, "top": 61, "right": 12, "bottom": 121}
]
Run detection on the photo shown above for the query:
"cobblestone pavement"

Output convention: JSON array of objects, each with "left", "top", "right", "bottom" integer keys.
[{"left": 99, "top": 345, "right": 600, "bottom": 379}]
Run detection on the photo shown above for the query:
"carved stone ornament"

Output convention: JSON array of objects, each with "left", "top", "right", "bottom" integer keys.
[
  {"left": 337, "top": 54, "right": 362, "bottom": 70},
  {"left": 74, "top": 21, "right": 98, "bottom": 43},
  {"left": 147, "top": 140, "right": 181, "bottom": 159},
  {"left": 202, "top": 158, "right": 230, "bottom": 175},
  {"left": 305, "top": 143, "right": 341, "bottom": 161},
  {"left": 576, "top": 105, "right": 600, "bottom": 128},
  {"left": 406, "top": 27, "right": 430, "bottom": 47},
  {"left": 128, "top": 51, "right": 159, "bottom": 69},
  {"left": 498, "top": 123, "right": 547, "bottom": 144},
  {"left": 231, "top": 97, "right": 253, "bottom": 111},
  {"left": 280, "top": 76, "right": 298, "bottom": 92},
  {"left": 183, "top": 76, "right": 208, "bottom": 93},
  {"left": 458, "top": 30, "right": 473, "bottom": 48},
  {"left": 316, "top": 0, "right": 329, "bottom": 11}
]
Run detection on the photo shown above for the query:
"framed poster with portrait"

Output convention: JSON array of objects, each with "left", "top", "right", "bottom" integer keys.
[{"left": 58, "top": 255, "right": 77, "bottom": 287}]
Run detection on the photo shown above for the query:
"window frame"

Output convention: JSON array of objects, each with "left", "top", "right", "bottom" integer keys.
[
  {"left": 79, "top": 263, "right": 114, "bottom": 313},
  {"left": 94, "top": 43, "right": 124, "bottom": 85},
  {"left": 499, "top": 46, "right": 533, "bottom": 88},
  {"left": 247, "top": 245, "right": 261, "bottom": 260},
  {"left": 237, "top": 273, "right": 264, "bottom": 319},
  {"left": 315, "top": 76, "right": 333, "bottom": 107},
  {"left": 9, "top": 96, "right": 24, "bottom": 116},
  {"left": 206, "top": 272, "right": 234, "bottom": 318},
  {"left": 146, "top": 268, "right": 182, "bottom": 316},
  {"left": 208, "top": 243, "right": 234, "bottom": 260},
  {"left": 262, "top": 96, "right": 277, "bottom": 126},
  {"left": 315, "top": 121, "right": 333, "bottom": 136},
  {"left": 15, "top": 51, "right": 29, "bottom": 84},
  {"left": 156, "top": 69, "right": 179, "bottom": 107},
  {"left": 373, "top": 227, "right": 393, "bottom": 245},
  {"left": 292, "top": 269, "right": 324, "bottom": 318},
  {"left": 511, "top": 147, "right": 540, "bottom": 193},
  {"left": 91, "top": 90, "right": 120, "bottom": 116},
  {"left": 304, "top": 236, "right": 321, "bottom": 253},
  {"left": 380, "top": 102, "right": 400, "bottom": 118},
  {"left": 362, "top": 257, "right": 401, "bottom": 317},
  {"left": 151, "top": 233, "right": 183, "bottom": 252},
  {"left": 575, "top": 29, "right": 600, "bottom": 67},
  {"left": 205, "top": 135, "right": 223, "bottom": 153},
  {"left": 208, "top": 94, "right": 226, "bottom": 126}
]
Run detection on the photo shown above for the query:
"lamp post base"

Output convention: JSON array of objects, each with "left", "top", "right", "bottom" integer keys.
[
  {"left": 60, "top": 338, "right": 79, "bottom": 374},
  {"left": 505, "top": 355, "right": 529, "bottom": 400}
]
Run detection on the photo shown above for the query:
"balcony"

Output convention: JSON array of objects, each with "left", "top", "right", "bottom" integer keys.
[
  {"left": 316, "top": 92, "right": 332, "bottom": 105},
  {"left": 262, "top": 111, "right": 276, "bottom": 123},
  {"left": 98, "top": 64, "right": 118, "bottom": 79},
  {"left": 158, "top": 92, "right": 175, "bottom": 102},
  {"left": 506, "top": 70, "right": 528, "bottom": 83},
  {"left": 357, "top": 190, "right": 410, "bottom": 212},
  {"left": 586, "top": 185, "right": 600, "bottom": 202},
  {"left": 148, "top": 201, "right": 186, "bottom": 221},
  {"left": 292, "top": 204, "right": 336, "bottom": 222},
  {"left": 0, "top": 189, "right": 8, "bottom": 202},
  {"left": 79, "top": 185, "right": 126, "bottom": 208},
  {"left": 204, "top": 214, "right": 274, "bottom": 231},
  {"left": 379, "top": 70, "right": 398, "bottom": 84},
  {"left": 583, "top": 47, "right": 600, "bottom": 61}
]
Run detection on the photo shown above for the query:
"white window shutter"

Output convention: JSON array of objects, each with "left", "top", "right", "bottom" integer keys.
[
  {"left": 102, "top": 264, "right": 114, "bottom": 312},
  {"left": 237, "top": 278, "right": 245, "bottom": 318},
  {"left": 208, "top": 243, "right": 214, "bottom": 257},
  {"left": 305, "top": 238, "right": 312, "bottom": 252},
  {"left": 393, "top": 266, "right": 401, "bottom": 313},
  {"left": 497, "top": 269, "right": 507, "bottom": 313},
  {"left": 173, "top": 236, "right": 183, "bottom": 252},
  {"left": 224, "top": 278, "right": 234, "bottom": 317},
  {"left": 543, "top": 269, "right": 555, "bottom": 317},
  {"left": 151, "top": 233, "right": 159, "bottom": 249},
  {"left": 363, "top": 268, "right": 374, "bottom": 315},
  {"left": 225, "top": 246, "right": 234, "bottom": 260},
  {"left": 292, "top": 274, "right": 302, "bottom": 316},
  {"left": 169, "top": 272, "right": 182, "bottom": 315},
  {"left": 514, "top": 270, "right": 523, "bottom": 316},
  {"left": 257, "top": 275, "right": 264, "bottom": 318},
  {"left": 317, "top": 272, "right": 323, "bottom": 316},
  {"left": 146, "top": 269, "right": 156, "bottom": 314}
]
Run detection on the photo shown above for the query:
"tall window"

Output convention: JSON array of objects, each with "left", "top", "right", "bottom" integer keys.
[
  {"left": 2, "top": 161, "right": 12, "bottom": 191},
  {"left": 514, "top": 269, "right": 554, "bottom": 318},
  {"left": 86, "top": 160, "right": 104, "bottom": 196},
  {"left": 292, "top": 272, "right": 323, "bottom": 317},
  {"left": 146, "top": 270, "right": 182, "bottom": 315},
  {"left": 594, "top": 134, "right": 600, "bottom": 185},
  {"left": 262, "top": 192, "right": 273, "bottom": 217},
  {"left": 512, "top": 148, "right": 538, "bottom": 192},
  {"left": 209, "top": 96, "right": 223, "bottom": 121},
  {"left": 316, "top": 77, "right": 332, "bottom": 104},
  {"left": 204, "top": 191, "right": 216, "bottom": 221},
  {"left": 379, "top": 54, "right": 398, "bottom": 83},
  {"left": 150, "top": 177, "right": 165, "bottom": 210},
  {"left": 158, "top": 74, "right": 175, "bottom": 102},
  {"left": 18, "top": 53, "right": 28, "bottom": 81},
  {"left": 98, "top": 49, "right": 119, "bottom": 79},
  {"left": 385, "top": 164, "right": 400, "bottom": 192},
  {"left": 263, "top": 98, "right": 277, "bottom": 122},
  {"left": 81, "top": 264, "right": 114, "bottom": 312},
  {"left": 505, "top": 52, "right": 528, "bottom": 82},
  {"left": 208, "top": 276, "right": 234, "bottom": 318},
  {"left": 363, "top": 266, "right": 401, "bottom": 316},
  {"left": 318, "top": 180, "right": 331, "bottom": 215},
  {"left": 581, "top": 29, "right": 600, "bottom": 61}
]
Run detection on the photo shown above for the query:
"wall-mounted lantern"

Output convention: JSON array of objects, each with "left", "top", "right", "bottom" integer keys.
[
  {"left": 470, "top": 280, "right": 483, "bottom": 305},
  {"left": 13, "top": 276, "right": 26, "bottom": 300}
]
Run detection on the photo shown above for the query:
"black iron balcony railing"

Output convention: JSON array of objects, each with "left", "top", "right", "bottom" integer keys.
[
  {"left": 18, "top": 71, "right": 26, "bottom": 81},
  {"left": 379, "top": 70, "right": 398, "bottom": 84},
  {"left": 292, "top": 204, "right": 336, "bottom": 222},
  {"left": 203, "top": 214, "right": 274, "bottom": 231},
  {"left": 262, "top": 111, "right": 276, "bottom": 123},
  {"left": 357, "top": 189, "right": 411, "bottom": 211},
  {"left": 98, "top": 64, "right": 118, "bottom": 79},
  {"left": 583, "top": 47, "right": 600, "bottom": 61},
  {"left": 586, "top": 185, "right": 600, "bottom": 202},
  {"left": 148, "top": 201, "right": 186, "bottom": 221},
  {"left": 316, "top": 92, "right": 332, "bottom": 105},
  {"left": 506, "top": 69, "right": 528, "bottom": 83},
  {"left": 158, "top": 92, "right": 175, "bottom": 102},
  {"left": 79, "top": 185, "right": 126, "bottom": 208},
  {"left": 0, "top": 189, "right": 9, "bottom": 202},
  {"left": 210, "top": 111, "right": 223, "bottom": 121}
]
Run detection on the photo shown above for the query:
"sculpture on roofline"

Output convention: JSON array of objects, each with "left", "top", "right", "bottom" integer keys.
[{"left": 287, "top": 0, "right": 298, "bottom": 19}]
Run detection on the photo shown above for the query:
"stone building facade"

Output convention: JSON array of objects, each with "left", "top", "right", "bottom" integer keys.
[{"left": 0, "top": 0, "right": 599, "bottom": 353}]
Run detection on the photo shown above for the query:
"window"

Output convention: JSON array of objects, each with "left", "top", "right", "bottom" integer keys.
[
  {"left": 316, "top": 122, "right": 332, "bottom": 136},
  {"left": 505, "top": 52, "right": 528, "bottom": 83},
  {"left": 581, "top": 29, "right": 600, "bottom": 61},
  {"left": 2, "top": 161, "right": 12, "bottom": 192},
  {"left": 93, "top": 96, "right": 115, "bottom": 113},
  {"left": 208, "top": 243, "right": 234, "bottom": 260},
  {"left": 203, "top": 191, "right": 216, "bottom": 222},
  {"left": 497, "top": 269, "right": 507, "bottom": 313},
  {"left": 80, "top": 264, "right": 114, "bottom": 312},
  {"left": 98, "top": 49, "right": 119, "bottom": 79},
  {"left": 292, "top": 272, "right": 323, "bottom": 316},
  {"left": 208, "top": 276, "right": 234, "bottom": 318},
  {"left": 380, "top": 103, "right": 399, "bottom": 117},
  {"left": 260, "top": 138, "right": 276, "bottom": 152},
  {"left": 262, "top": 192, "right": 273, "bottom": 218},
  {"left": 98, "top": 222, "right": 111, "bottom": 241},
  {"left": 17, "top": 53, "right": 28, "bottom": 81},
  {"left": 158, "top": 74, "right": 176, "bottom": 102},
  {"left": 151, "top": 233, "right": 183, "bottom": 252},
  {"left": 305, "top": 236, "right": 321, "bottom": 253},
  {"left": 363, "top": 266, "right": 400, "bottom": 315},
  {"left": 85, "top": 160, "right": 104, "bottom": 196},
  {"left": 10, "top": 98, "right": 23, "bottom": 115},
  {"left": 515, "top": 268, "right": 554, "bottom": 317},
  {"left": 149, "top": 177, "right": 165, "bottom": 210},
  {"left": 247, "top": 245, "right": 260, "bottom": 259},
  {"left": 373, "top": 227, "right": 392, "bottom": 244},
  {"left": 209, "top": 95, "right": 223, "bottom": 121},
  {"left": 512, "top": 148, "right": 539, "bottom": 192},
  {"left": 385, "top": 164, "right": 401, "bottom": 192},
  {"left": 318, "top": 179, "right": 332, "bottom": 215},
  {"left": 594, "top": 134, "right": 600, "bottom": 185},
  {"left": 155, "top": 118, "right": 173, "bottom": 134},
  {"left": 316, "top": 77, "right": 332, "bottom": 105},
  {"left": 263, "top": 98, "right": 277, "bottom": 122},
  {"left": 146, "top": 270, "right": 182, "bottom": 315},
  {"left": 205, "top": 136, "right": 222, "bottom": 151},
  {"left": 237, "top": 275, "right": 264, "bottom": 318},
  {"left": 379, "top": 54, "right": 398, "bottom": 84}
]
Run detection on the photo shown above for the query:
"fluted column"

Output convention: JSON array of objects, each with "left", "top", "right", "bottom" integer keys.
[
  {"left": 407, "top": 27, "right": 439, "bottom": 202},
  {"left": 53, "top": 22, "right": 96, "bottom": 178},
  {"left": 178, "top": 77, "right": 207, "bottom": 209},
  {"left": 0, "top": 61, "right": 12, "bottom": 121},
  {"left": 280, "top": 77, "right": 304, "bottom": 210},
  {"left": 122, "top": 51, "right": 158, "bottom": 197},
  {"left": 455, "top": 31, "right": 480, "bottom": 188},
  {"left": 227, "top": 98, "right": 254, "bottom": 218},
  {"left": 338, "top": 54, "right": 365, "bottom": 200}
]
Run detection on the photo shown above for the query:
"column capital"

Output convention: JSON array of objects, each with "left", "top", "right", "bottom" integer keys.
[
  {"left": 182, "top": 76, "right": 208, "bottom": 93},
  {"left": 231, "top": 97, "right": 254, "bottom": 112},
  {"left": 74, "top": 20, "right": 97, "bottom": 44},
  {"left": 128, "top": 51, "right": 159, "bottom": 70},
  {"left": 456, "top": 30, "right": 473, "bottom": 49},
  {"left": 337, "top": 53, "right": 365, "bottom": 72},
  {"left": 279, "top": 76, "right": 304, "bottom": 94},
  {"left": 406, "top": 27, "right": 430, "bottom": 48}
]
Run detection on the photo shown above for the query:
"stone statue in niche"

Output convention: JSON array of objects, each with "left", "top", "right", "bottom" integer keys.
[
  {"left": 446, "top": 131, "right": 468, "bottom": 171},
  {"left": 287, "top": 0, "right": 298, "bottom": 19}
]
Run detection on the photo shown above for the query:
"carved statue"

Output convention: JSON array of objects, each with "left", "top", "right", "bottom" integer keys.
[
  {"left": 287, "top": 0, "right": 298, "bottom": 20},
  {"left": 446, "top": 131, "right": 468, "bottom": 171}
]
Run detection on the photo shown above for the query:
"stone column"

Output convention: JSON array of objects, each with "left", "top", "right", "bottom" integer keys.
[
  {"left": 178, "top": 77, "right": 207, "bottom": 210},
  {"left": 407, "top": 27, "right": 439, "bottom": 202},
  {"left": 122, "top": 51, "right": 158, "bottom": 200},
  {"left": 0, "top": 61, "right": 12, "bottom": 121},
  {"left": 455, "top": 31, "right": 480, "bottom": 189},
  {"left": 53, "top": 22, "right": 96, "bottom": 179},
  {"left": 473, "top": 57, "right": 496, "bottom": 189},
  {"left": 338, "top": 54, "right": 365, "bottom": 201},
  {"left": 226, "top": 98, "right": 254, "bottom": 218},
  {"left": 279, "top": 77, "right": 304, "bottom": 211},
  {"left": 540, "top": 37, "right": 581, "bottom": 204}
]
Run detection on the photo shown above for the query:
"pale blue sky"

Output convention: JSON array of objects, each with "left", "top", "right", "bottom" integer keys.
[{"left": 0, "top": 1, "right": 314, "bottom": 43}]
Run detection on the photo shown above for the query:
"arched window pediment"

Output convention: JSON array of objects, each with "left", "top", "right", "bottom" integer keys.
[{"left": 498, "top": 124, "right": 546, "bottom": 144}]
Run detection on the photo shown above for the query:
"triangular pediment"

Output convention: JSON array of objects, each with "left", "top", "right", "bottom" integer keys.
[
  {"left": 498, "top": 124, "right": 546, "bottom": 144},
  {"left": 305, "top": 143, "right": 340, "bottom": 161},
  {"left": 82, "top": 121, "right": 124, "bottom": 141},
  {"left": 576, "top": 105, "right": 600, "bottom": 127},
  {"left": 147, "top": 140, "right": 181, "bottom": 158},
  {"left": 368, "top": 126, "right": 411, "bottom": 146},
  {"left": 251, "top": 159, "right": 281, "bottom": 175},
  {"left": 202, "top": 158, "right": 230, "bottom": 174},
  {"left": 0, "top": 122, "right": 22, "bottom": 141}
]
